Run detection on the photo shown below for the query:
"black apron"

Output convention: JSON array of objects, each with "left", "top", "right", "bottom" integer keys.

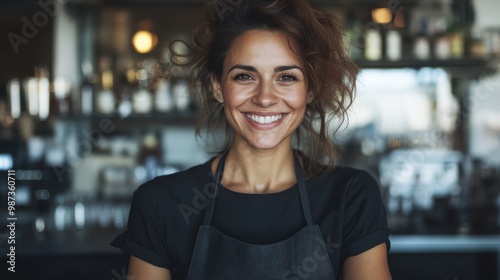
[{"left": 187, "top": 153, "right": 336, "bottom": 279}]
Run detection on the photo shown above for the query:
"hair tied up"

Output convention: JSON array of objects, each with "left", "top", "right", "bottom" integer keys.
[{"left": 173, "top": 0, "right": 359, "bottom": 178}]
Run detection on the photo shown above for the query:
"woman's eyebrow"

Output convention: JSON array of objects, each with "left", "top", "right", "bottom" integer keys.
[
  {"left": 227, "top": 64, "right": 303, "bottom": 73},
  {"left": 274, "top": 65, "right": 303, "bottom": 73},
  {"left": 228, "top": 64, "right": 256, "bottom": 73}
]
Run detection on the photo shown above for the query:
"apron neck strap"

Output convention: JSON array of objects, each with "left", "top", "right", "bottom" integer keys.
[
  {"left": 294, "top": 154, "right": 313, "bottom": 225},
  {"left": 203, "top": 151, "right": 313, "bottom": 226},
  {"left": 203, "top": 152, "right": 227, "bottom": 225}
]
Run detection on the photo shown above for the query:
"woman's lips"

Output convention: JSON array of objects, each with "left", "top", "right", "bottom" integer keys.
[
  {"left": 244, "top": 112, "right": 288, "bottom": 129},
  {"left": 246, "top": 113, "right": 284, "bottom": 124}
]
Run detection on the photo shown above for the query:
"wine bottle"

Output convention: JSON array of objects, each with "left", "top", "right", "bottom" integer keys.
[
  {"left": 96, "top": 69, "right": 116, "bottom": 115},
  {"left": 132, "top": 69, "right": 153, "bottom": 114},
  {"left": 413, "top": 18, "right": 430, "bottom": 60},
  {"left": 365, "top": 27, "right": 382, "bottom": 61},
  {"left": 386, "top": 27, "right": 402, "bottom": 61}
]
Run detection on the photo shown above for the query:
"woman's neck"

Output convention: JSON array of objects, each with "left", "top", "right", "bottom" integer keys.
[{"left": 212, "top": 140, "right": 297, "bottom": 194}]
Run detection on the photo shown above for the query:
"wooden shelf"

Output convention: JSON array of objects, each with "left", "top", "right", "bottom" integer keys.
[{"left": 355, "top": 57, "right": 498, "bottom": 78}]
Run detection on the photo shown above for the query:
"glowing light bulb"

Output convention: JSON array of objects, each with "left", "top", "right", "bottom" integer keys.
[
  {"left": 132, "top": 30, "right": 156, "bottom": 54},
  {"left": 372, "top": 8, "right": 392, "bottom": 25}
]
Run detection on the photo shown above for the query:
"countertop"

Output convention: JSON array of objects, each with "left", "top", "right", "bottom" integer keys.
[
  {"left": 389, "top": 235, "right": 500, "bottom": 253},
  {"left": 2, "top": 231, "right": 500, "bottom": 257}
]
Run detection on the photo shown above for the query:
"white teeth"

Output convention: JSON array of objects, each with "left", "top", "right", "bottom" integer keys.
[{"left": 246, "top": 113, "right": 284, "bottom": 124}]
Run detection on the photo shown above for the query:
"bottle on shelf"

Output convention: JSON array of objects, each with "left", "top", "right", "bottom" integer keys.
[
  {"left": 81, "top": 77, "right": 95, "bottom": 116},
  {"left": 155, "top": 76, "right": 174, "bottom": 113},
  {"left": 96, "top": 69, "right": 116, "bottom": 115},
  {"left": 430, "top": 1, "right": 451, "bottom": 60},
  {"left": 132, "top": 69, "right": 153, "bottom": 114},
  {"left": 386, "top": 26, "right": 402, "bottom": 61},
  {"left": 34, "top": 67, "right": 51, "bottom": 120},
  {"left": 96, "top": 56, "right": 116, "bottom": 115},
  {"left": 117, "top": 68, "right": 134, "bottom": 119},
  {"left": 468, "top": 24, "right": 485, "bottom": 58},
  {"left": 53, "top": 77, "right": 71, "bottom": 116},
  {"left": 24, "top": 77, "right": 39, "bottom": 117},
  {"left": 365, "top": 26, "right": 383, "bottom": 61},
  {"left": 7, "top": 79, "right": 21, "bottom": 119},
  {"left": 154, "top": 60, "right": 174, "bottom": 113},
  {"left": 80, "top": 61, "right": 97, "bottom": 116},
  {"left": 172, "top": 78, "right": 190, "bottom": 112},
  {"left": 448, "top": 16, "right": 464, "bottom": 59},
  {"left": 433, "top": 18, "right": 451, "bottom": 60},
  {"left": 413, "top": 18, "right": 431, "bottom": 60}
]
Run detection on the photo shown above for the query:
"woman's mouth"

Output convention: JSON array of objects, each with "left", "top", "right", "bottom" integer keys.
[{"left": 245, "top": 113, "right": 286, "bottom": 124}]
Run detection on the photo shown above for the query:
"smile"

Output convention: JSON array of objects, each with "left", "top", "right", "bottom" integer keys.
[{"left": 246, "top": 113, "right": 285, "bottom": 124}]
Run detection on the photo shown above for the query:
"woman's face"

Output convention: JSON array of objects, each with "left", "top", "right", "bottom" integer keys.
[{"left": 212, "top": 30, "right": 309, "bottom": 151}]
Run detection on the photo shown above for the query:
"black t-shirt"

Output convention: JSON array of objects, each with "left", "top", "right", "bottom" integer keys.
[{"left": 111, "top": 157, "right": 390, "bottom": 279}]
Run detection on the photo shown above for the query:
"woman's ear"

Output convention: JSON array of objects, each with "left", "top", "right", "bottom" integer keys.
[
  {"left": 307, "top": 92, "right": 314, "bottom": 104},
  {"left": 210, "top": 74, "right": 224, "bottom": 103}
]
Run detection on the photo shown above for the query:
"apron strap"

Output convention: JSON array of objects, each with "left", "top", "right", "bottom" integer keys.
[
  {"left": 203, "top": 151, "right": 314, "bottom": 226},
  {"left": 203, "top": 152, "right": 227, "bottom": 225},
  {"left": 294, "top": 154, "right": 314, "bottom": 226}
]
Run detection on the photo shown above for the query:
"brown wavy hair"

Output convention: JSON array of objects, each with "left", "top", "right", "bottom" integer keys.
[{"left": 172, "top": 0, "right": 359, "bottom": 177}]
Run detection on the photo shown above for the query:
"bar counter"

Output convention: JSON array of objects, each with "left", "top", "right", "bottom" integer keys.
[
  {"left": 6, "top": 232, "right": 500, "bottom": 256},
  {"left": 1, "top": 233, "right": 499, "bottom": 279}
]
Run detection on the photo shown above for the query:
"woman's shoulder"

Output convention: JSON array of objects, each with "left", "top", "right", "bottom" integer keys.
[
  {"left": 310, "top": 165, "right": 381, "bottom": 197},
  {"left": 314, "top": 165, "right": 378, "bottom": 184}
]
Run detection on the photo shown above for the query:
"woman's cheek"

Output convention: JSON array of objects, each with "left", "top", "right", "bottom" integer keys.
[{"left": 225, "top": 85, "right": 256, "bottom": 103}]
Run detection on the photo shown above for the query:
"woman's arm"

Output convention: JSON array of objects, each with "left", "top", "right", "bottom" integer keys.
[
  {"left": 128, "top": 255, "right": 171, "bottom": 280},
  {"left": 342, "top": 243, "right": 392, "bottom": 280}
]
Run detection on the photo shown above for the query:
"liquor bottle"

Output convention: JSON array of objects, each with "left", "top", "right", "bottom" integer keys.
[
  {"left": 468, "top": 24, "right": 485, "bottom": 58},
  {"left": 117, "top": 69, "right": 134, "bottom": 119},
  {"left": 24, "top": 77, "right": 39, "bottom": 117},
  {"left": 132, "top": 69, "right": 153, "bottom": 114},
  {"left": 7, "top": 79, "right": 21, "bottom": 119},
  {"left": 81, "top": 61, "right": 97, "bottom": 116},
  {"left": 53, "top": 77, "right": 71, "bottom": 116},
  {"left": 386, "top": 26, "right": 402, "bottom": 61},
  {"left": 434, "top": 17, "right": 451, "bottom": 60},
  {"left": 172, "top": 78, "right": 190, "bottom": 112},
  {"left": 81, "top": 74, "right": 96, "bottom": 116},
  {"left": 155, "top": 76, "right": 174, "bottom": 113},
  {"left": 35, "top": 67, "right": 50, "bottom": 120},
  {"left": 365, "top": 27, "right": 382, "bottom": 61},
  {"left": 156, "top": 53, "right": 176, "bottom": 113},
  {"left": 448, "top": 16, "right": 464, "bottom": 58},
  {"left": 431, "top": 2, "right": 451, "bottom": 60},
  {"left": 96, "top": 69, "right": 116, "bottom": 115},
  {"left": 413, "top": 18, "right": 431, "bottom": 60}
]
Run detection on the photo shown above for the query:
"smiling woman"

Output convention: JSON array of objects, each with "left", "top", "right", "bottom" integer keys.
[
  {"left": 111, "top": 1, "right": 392, "bottom": 279},
  {"left": 214, "top": 30, "right": 308, "bottom": 153},
  {"left": 189, "top": 0, "right": 359, "bottom": 178}
]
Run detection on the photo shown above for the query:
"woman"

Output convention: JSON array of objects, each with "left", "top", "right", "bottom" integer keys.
[{"left": 112, "top": 0, "right": 392, "bottom": 279}]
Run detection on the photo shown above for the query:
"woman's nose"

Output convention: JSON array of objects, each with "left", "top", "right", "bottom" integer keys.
[{"left": 252, "top": 81, "right": 278, "bottom": 107}]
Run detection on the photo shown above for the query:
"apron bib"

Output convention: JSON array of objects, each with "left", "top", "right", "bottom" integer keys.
[{"left": 187, "top": 153, "right": 336, "bottom": 280}]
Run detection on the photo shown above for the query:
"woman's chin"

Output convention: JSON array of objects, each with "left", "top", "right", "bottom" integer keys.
[{"left": 244, "top": 137, "right": 288, "bottom": 151}]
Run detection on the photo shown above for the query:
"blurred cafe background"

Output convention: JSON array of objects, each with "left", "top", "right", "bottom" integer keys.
[{"left": 0, "top": 0, "right": 500, "bottom": 279}]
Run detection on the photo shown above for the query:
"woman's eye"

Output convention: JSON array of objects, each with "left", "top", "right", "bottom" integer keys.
[
  {"left": 233, "top": 74, "right": 253, "bottom": 81},
  {"left": 278, "top": 74, "right": 297, "bottom": 82}
]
